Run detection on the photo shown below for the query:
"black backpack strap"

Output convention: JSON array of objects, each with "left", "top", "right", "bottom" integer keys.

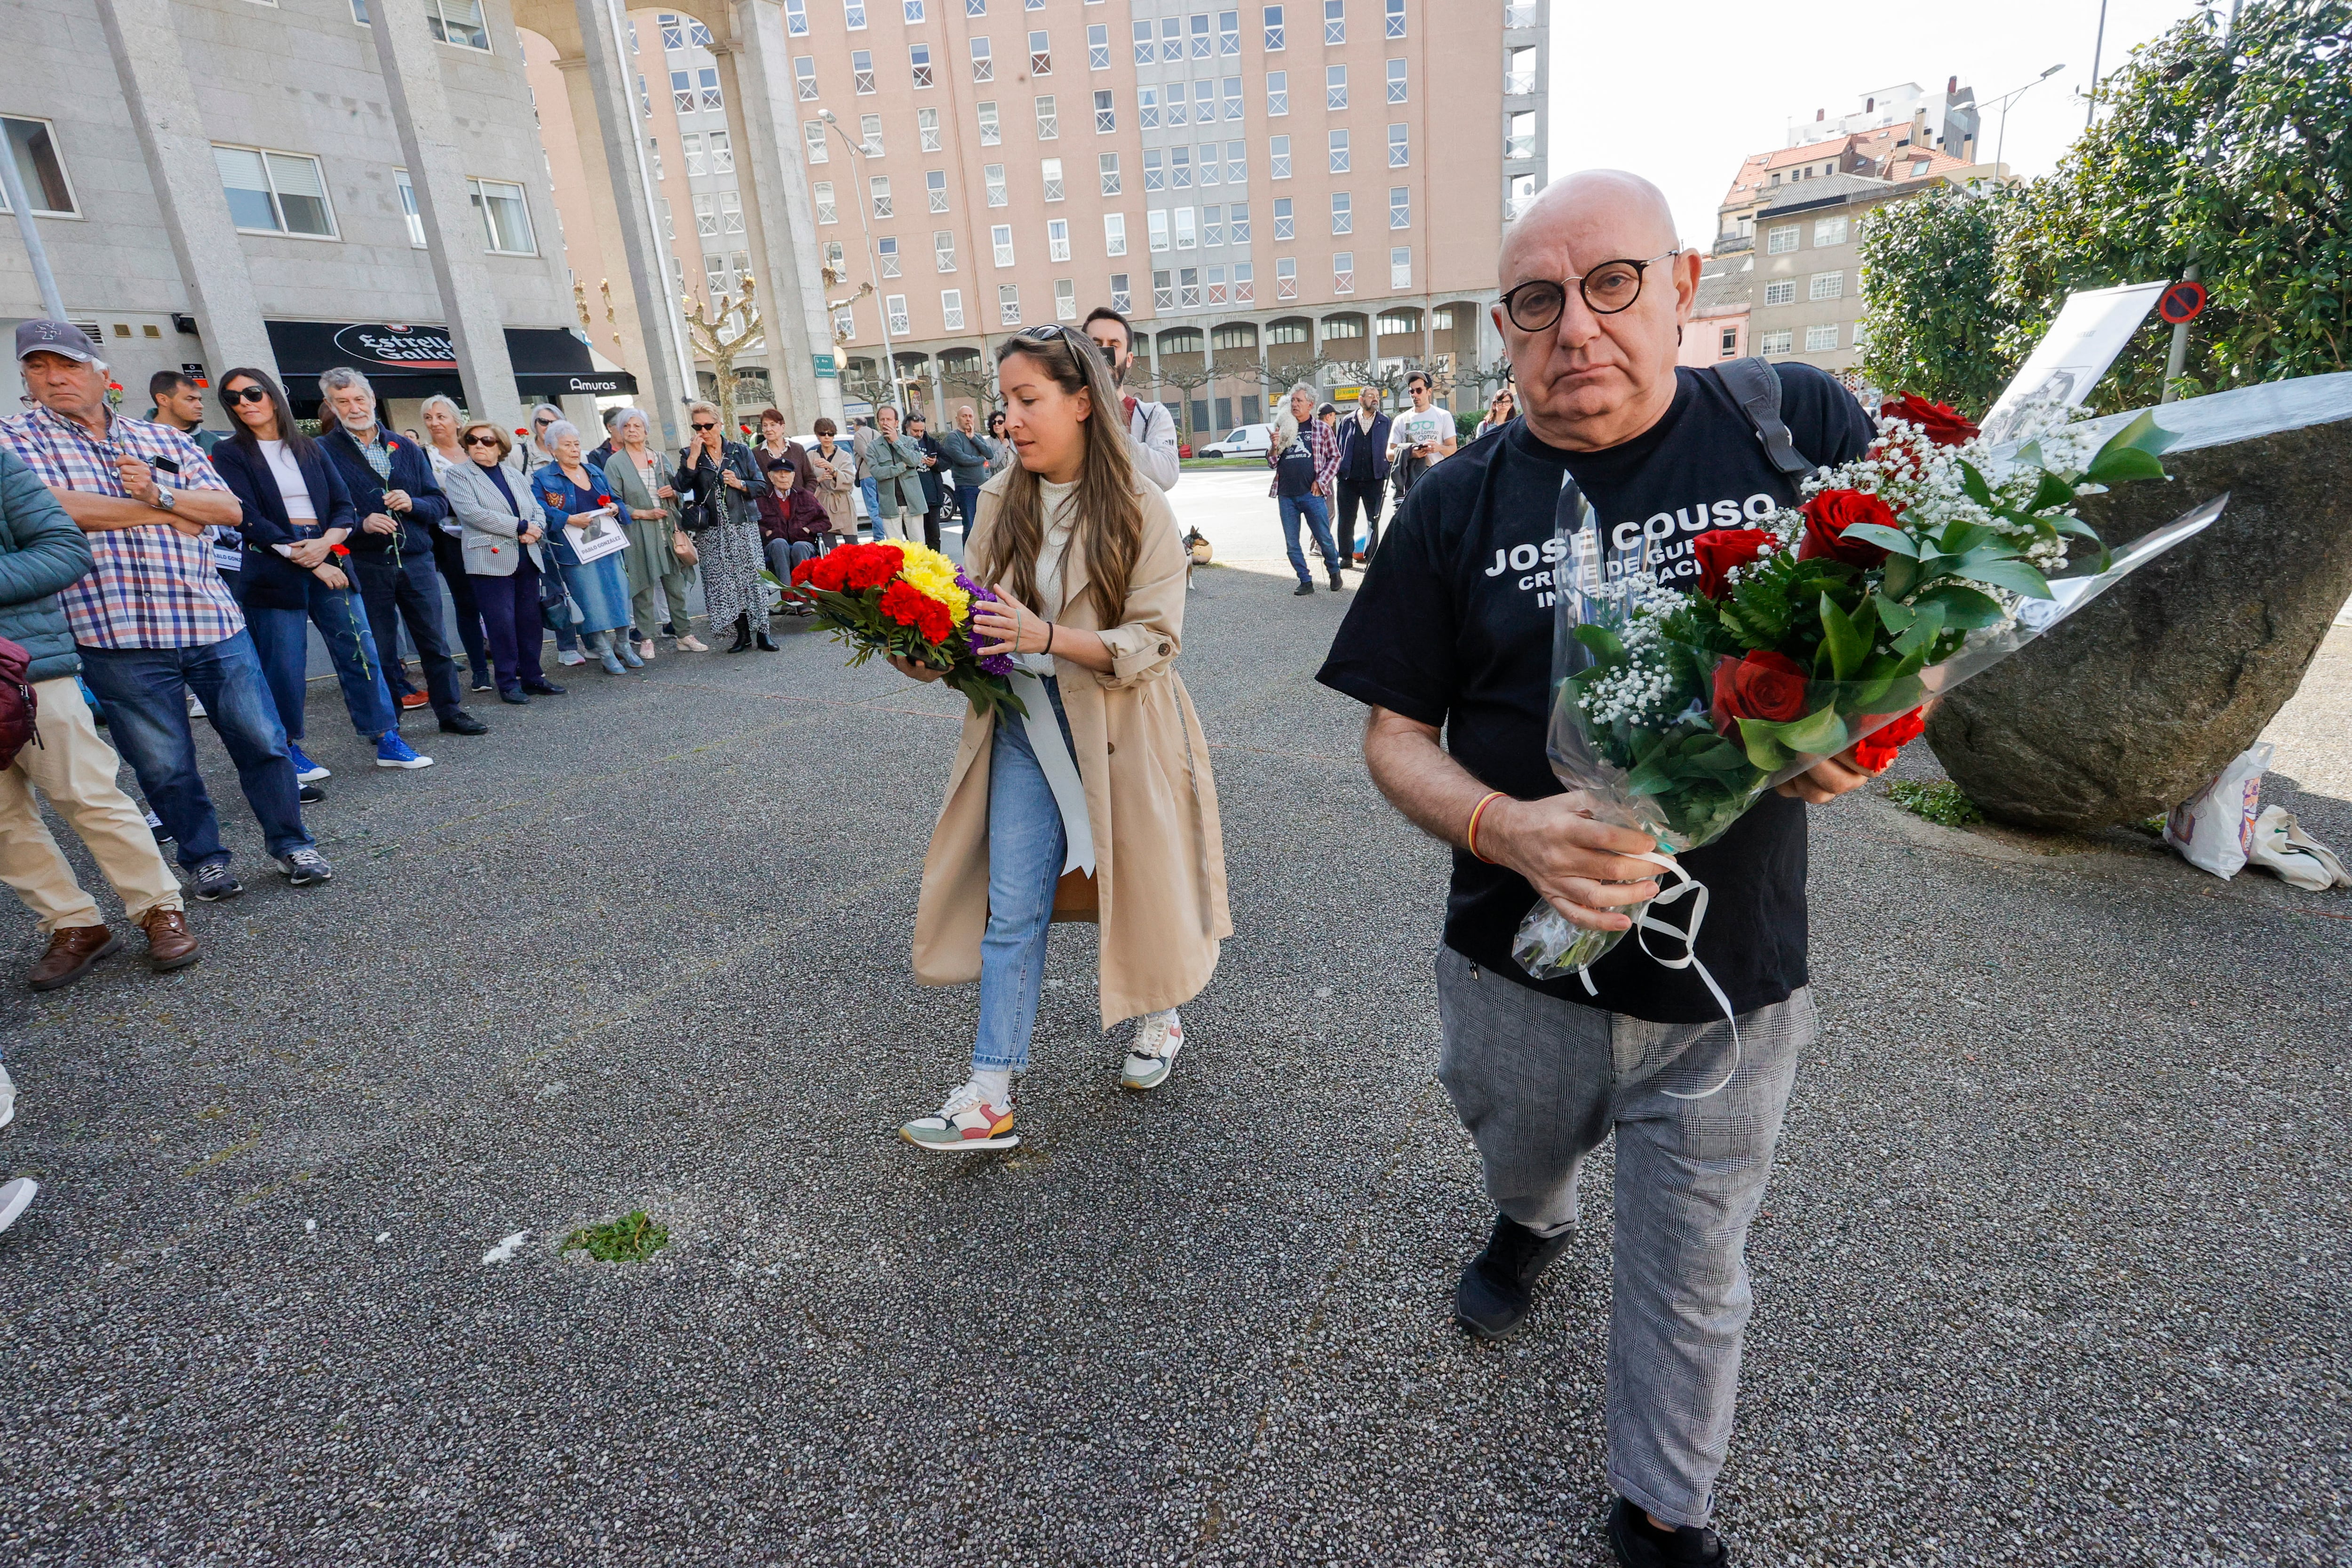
[{"left": 1717, "top": 356, "right": 1817, "bottom": 479}]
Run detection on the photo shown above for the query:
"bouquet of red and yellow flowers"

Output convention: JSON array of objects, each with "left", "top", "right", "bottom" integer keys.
[{"left": 789, "top": 541, "right": 1025, "bottom": 721}]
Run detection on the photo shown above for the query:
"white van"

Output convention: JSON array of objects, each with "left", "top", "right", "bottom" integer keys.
[{"left": 1195, "top": 423, "right": 1275, "bottom": 459}]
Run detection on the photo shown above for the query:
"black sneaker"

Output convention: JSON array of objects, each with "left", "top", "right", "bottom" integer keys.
[
  {"left": 1328, "top": 570, "right": 1346, "bottom": 592},
  {"left": 189, "top": 860, "right": 243, "bottom": 902},
  {"left": 275, "top": 847, "right": 334, "bottom": 886},
  {"left": 439, "top": 711, "right": 489, "bottom": 735},
  {"left": 298, "top": 783, "right": 326, "bottom": 804},
  {"left": 1607, "top": 1497, "right": 1726, "bottom": 1568},
  {"left": 1454, "top": 1214, "right": 1573, "bottom": 1340},
  {"left": 1292, "top": 581, "right": 1315, "bottom": 596}
]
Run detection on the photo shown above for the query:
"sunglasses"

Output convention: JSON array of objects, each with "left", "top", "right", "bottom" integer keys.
[
  {"left": 224, "top": 385, "right": 271, "bottom": 405},
  {"left": 463, "top": 434, "right": 500, "bottom": 447},
  {"left": 691, "top": 421, "right": 718, "bottom": 431}
]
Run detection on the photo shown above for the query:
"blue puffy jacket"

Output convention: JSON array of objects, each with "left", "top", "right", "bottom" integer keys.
[{"left": 0, "top": 446, "right": 95, "bottom": 684}]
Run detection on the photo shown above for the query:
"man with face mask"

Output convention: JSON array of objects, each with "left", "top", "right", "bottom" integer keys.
[{"left": 1081, "top": 306, "right": 1180, "bottom": 493}]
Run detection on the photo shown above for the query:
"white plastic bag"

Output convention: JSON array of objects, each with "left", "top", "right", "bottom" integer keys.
[{"left": 2165, "top": 742, "right": 2272, "bottom": 879}]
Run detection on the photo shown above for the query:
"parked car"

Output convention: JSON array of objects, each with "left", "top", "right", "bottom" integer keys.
[{"left": 1194, "top": 423, "right": 1274, "bottom": 459}]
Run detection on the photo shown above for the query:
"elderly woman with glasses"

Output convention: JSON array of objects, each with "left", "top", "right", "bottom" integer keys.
[
  {"left": 415, "top": 393, "right": 496, "bottom": 692},
  {"left": 531, "top": 420, "right": 641, "bottom": 677},
  {"left": 441, "top": 422, "right": 566, "bottom": 702},
  {"left": 676, "top": 399, "right": 772, "bottom": 653},
  {"left": 599, "top": 407, "right": 705, "bottom": 656}
]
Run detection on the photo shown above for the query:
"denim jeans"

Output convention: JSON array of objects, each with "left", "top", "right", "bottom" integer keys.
[
  {"left": 1278, "top": 492, "right": 1342, "bottom": 584},
  {"left": 246, "top": 579, "right": 398, "bottom": 745},
  {"left": 1434, "top": 947, "right": 1814, "bottom": 1528},
  {"left": 76, "top": 630, "right": 313, "bottom": 869},
  {"left": 971, "top": 677, "right": 1073, "bottom": 1075},
  {"left": 763, "top": 537, "right": 817, "bottom": 583},
  {"left": 352, "top": 550, "right": 463, "bottom": 719},
  {"left": 859, "top": 478, "right": 882, "bottom": 537},
  {"left": 955, "top": 484, "right": 981, "bottom": 537}
]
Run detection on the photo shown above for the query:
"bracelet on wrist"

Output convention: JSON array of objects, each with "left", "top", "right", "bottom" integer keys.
[{"left": 1466, "top": 790, "right": 1506, "bottom": 865}]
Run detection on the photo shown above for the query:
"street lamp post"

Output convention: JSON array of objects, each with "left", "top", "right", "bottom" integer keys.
[
  {"left": 819, "top": 110, "right": 893, "bottom": 398},
  {"left": 1989, "top": 63, "right": 2066, "bottom": 175}
]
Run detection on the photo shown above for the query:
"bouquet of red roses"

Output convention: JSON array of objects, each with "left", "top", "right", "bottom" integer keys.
[
  {"left": 788, "top": 540, "right": 1025, "bottom": 722},
  {"left": 1514, "top": 393, "right": 2225, "bottom": 983}
]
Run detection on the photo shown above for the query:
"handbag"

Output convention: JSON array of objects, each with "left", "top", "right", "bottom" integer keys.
[
  {"left": 0, "top": 634, "right": 39, "bottom": 771},
  {"left": 676, "top": 448, "right": 722, "bottom": 534},
  {"left": 671, "top": 529, "right": 699, "bottom": 567}
]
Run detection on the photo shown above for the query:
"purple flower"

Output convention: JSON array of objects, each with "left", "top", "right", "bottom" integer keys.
[{"left": 976, "top": 651, "right": 1015, "bottom": 677}]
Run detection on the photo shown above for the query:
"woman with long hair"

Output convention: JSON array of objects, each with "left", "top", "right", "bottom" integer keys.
[
  {"left": 530, "top": 421, "right": 640, "bottom": 677},
  {"left": 896, "top": 324, "right": 1231, "bottom": 1152},
  {"left": 1474, "top": 384, "right": 1519, "bottom": 441},
  {"left": 207, "top": 367, "right": 418, "bottom": 777}
]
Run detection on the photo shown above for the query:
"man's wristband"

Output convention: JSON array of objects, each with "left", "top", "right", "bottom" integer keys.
[{"left": 1466, "top": 791, "right": 1506, "bottom": 865}]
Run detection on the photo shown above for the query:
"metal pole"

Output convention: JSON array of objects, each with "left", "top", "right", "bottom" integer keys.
[
  {"left": 2160, "top": 6, "right": 2237, "bottom": 404},
  {"left": 2086, "top": 0, "right": 2109, "bottom": 127},
  {"left": 823, "top": 116, "right": 890, "bottom": 377},
  {"left": 0, "top": 139, "right": 67, "bottom": 321}
]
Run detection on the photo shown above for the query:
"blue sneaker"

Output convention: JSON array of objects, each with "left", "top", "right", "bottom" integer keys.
[
  {"left": 289, "top": 743, "right": 329, "bottom": 784},
  {"left": 374, "top": 733, "right": 435, "bottom": 770}
]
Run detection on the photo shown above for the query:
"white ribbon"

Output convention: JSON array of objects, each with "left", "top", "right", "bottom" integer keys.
[
  {"left": 1005, "top": 669, "right": 1096, "bottom": 878},
  {"left": 1577, "top": 849, "right": 1741, "bottom": 1101}
]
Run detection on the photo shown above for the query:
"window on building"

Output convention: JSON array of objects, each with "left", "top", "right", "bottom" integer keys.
[
  {"left": 920, "top": 107, "right": 942, "bottom": 151},
  {"left": 1328, "top": 129, "right": 1349, "bottom": 172},
  {"left": 1094, "top": 90, "right": 1116, "bottom": 132},
  {"left": 906, "top": 0, "right": 924, "bottom": 18},
  {"left": 1814, "top": 215, "right": 1849, "bottom": 246},
  {"left": 1104, "top": 212, "right": 1128, "bottom": 254},
  {"left": 1758, "top": 329, "right": 1792, "bottom": 354},
  {"left": 1505, "top": 171, "right": 1536, "bottom": 219},
  {"left": 861, "top": 114, "right": 885, "bottom": 155},
  {"left": 1161, "top": 16, "right": 1183, "bottom": 59},
  {"left": 671, "top": 70, "right": 695, "bottom": 113},
  {"left": 1805, "top": 323, "right": 1837, "bottom": 352},
  {"left": 1275, "top": 257, "right": 1298, "bottom": 299},
  {"left": 693, "top": 192, "right": 717, "bottom": 237},
  {"left": 1171, "top": 146, "right": 1192, "bottom": 189},
  {"left": 1149, "top": 209, "right": 1170, "bottom": 250},
  {"left": 1264, "top": 70, "right": 1289, "bottom": 116},
  {"left": 977, "top": 101, "right": 1001, "bottom": 144},
  {"left": 1330, "top": 190, "right": 1351, "bottom": 233},
  {"left": 1383, "top": 0, "right": 1403, "bottom": 35},
  {"left": 1175, "top": 266, "right": 1198, "bottom": 307},
  {"left": 1110, "top": 272, "right": 1131, "bottom": 312},
  {"left": 1385, "top": 57, "right": 1408, "bottom": 104},
  {"left": 699, "top": 68, "right": 723, "bottom": 111},
  {"left": 911, "top": 42, "right": 934, "bottom": 86},
  {"left": 1506, "top": 110, "right": 1534, "bottom": 160},
  {"left": 941, "top": 287, "right": 964, "bottom": 329},
  {"left": 213, "top": 144, "right": 335, "bottom": 237},
  {"left": 1153, "top": 269, "right": 1174, "bottom": 308},
  {"left": 1100, "top": 152, "right": 1121, "bottom": 194},
  {"left": 804, "top": 121, "right": 828, "bottom": 163},
  {"left": 814, "top": 180, "right": 837, "bottom": 223},
  {"left": 1767, "top": 226, "right": 1797, "bottom": 254},
  {"left": 1222, "top": 79, "right": 1243, "bottom": 121},
  {"left": 1270, "top": 135, "right": 1290, "bottom": 179},
  {"left": 1144, "top": 150, "right": 1165, "bottom": 191},
  {"left": 656, "top": 195, "right": 675, "bottom": 242},
  {"left": 705, "top": 255, "right": 729, "bottom": 296},
  {"left": 393, "top": 168, "right": 426, "bottom": 246},
  {"left": 870, "top": 175, "right": 892, "bottom": 216},
  {"left": 985, "top": 163, "right": 1007, "bottom": 204},
  {"left": 689, "top": 16, "right": 714, "bottom": 43},
  {"left": 1197, "top": 142, "right": 1220, "bottom": 187},
  {"left": 998, "top": 284, "right": 1021, "bottom": 325},
  {"left": 1087, "top": 22, "right": 1110, "bottom": 67},
  {"left": 1326, "top": 64, "right": 1347, "bottom": 109},
  {"left": 1175, "top": 206, "right": 1197, "bottom": 248},
  {"left": 647, "top": 135, "right": 664, "bottom": 181},
  {"left": 1389, "top": 245, "right": 1410, "bottom": 288},
  {"left": 992, "top": 223, "right": 1015, "bottom": 265},
  {"left": 1810, "top": 271, "right": 1844, "bottom": 301},
  {"left": 427, "top": 0, "right": 490, "bottom": 50},
  {"left": 886, "top": 293, "right": 910, "bottom": 333},
  {"left": 1195, "top": 80, "right": 1217, "bottom": 121},
  {"left": 683, "top": 131, "right": 707, "bottom": 176},
  {"left": 1263, "top": 3, "right": 1284, "bottom": 48},
  {"left": 969, "top": 36, "right": 994, "bottom": 79},
  {"left": 1189, "top": 11, "right": 1211, "bottom": 57},
  {"left": 1225, "top": 202, "right": 1248, "bottom": 244},
  {"left": 1388, "top": 184, "right": 1407, "bottom": 227},
  {"left": 934, "top": 229, "right": 956, "bottom": 269},
  {"left": 1505, "top": 44, "right": 1535, "bottom": 94},
  {"left": 787, "top": 0, "right": 809, "bottom": 33},
  {"left": 1851, "top": 321, "right": 1870, "bottom": 350},
  {"left": 1323, "top": 0, "right": 1344, "bottom": 42},
  {"left": 1041, "top": 157, "right": 1065, "bottom": 200},
  {"left": 1387, "top": 124, "right": 1407, "bottom": 167},
  {"left": 1218, "top": 8, "right": 1240, "bottom": 52},
  {"left": 708, "top": 131, "right": 734, "bottom": 173},
  {"left": 1029, "top": 29, "right": 1051, "bottom": 72},
  {"left": 1719, "top": 326, "right": 1738, "bottom": 358},
  {"left": 1227, "top": 141, "right": 1247, "bottom": 182},
  {"left": 660, "top": 12, "right": 684, "bottom": 48},
  {"left": 851, "top": 50, "right": 875, "bottom": 91},
  {"left": 845, "top": 0, "right": 867, "bottom": 26},
  {"left": 1054, "top": 277, "right": 1078, "bottom": 320},
  {"left": 1332, "top": 249, "right": 1354, "bottom": 291},
  {"left": 1132, "top": 20, "right": 1152, "bottom": 62},
  {"left": 1035, "top": 95, "right": 1058, "bottom": 138},
  {"left": 1272, "top": 195, "right": 1293, "bottom": 239},
  {"left": 1763, "top": 279, "right": 1793, "bottom": 306},
  {"left": 928, "top": 168, "right": 950, "bottom": 210},
  {"left": 1138, "top": 86, "right": 1160, "bottom": 129},
  {"left": 877, "top": 235, "right": 901, "bottom": 276},
  {"left": 637, "top": 73, "right": 651, "bottom": 114}
]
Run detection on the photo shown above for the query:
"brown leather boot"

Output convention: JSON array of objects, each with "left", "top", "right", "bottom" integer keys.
[
  {"left": 137, "top": 907, "right": 200, "bottom": 972},
  {"left": 29, "top": 925, "right": 120, "bottom": 991}
]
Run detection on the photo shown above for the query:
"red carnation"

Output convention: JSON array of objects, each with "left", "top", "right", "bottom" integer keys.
[
  {"left": 808, "top": 550, "right": 850, "bottom": 592},
  {"left": 1850, "top": 708, "right": 1926, "bottom": 772},
  {"left": 1797, "top": 489, "right": 1897, "bottom": 569},
  {"left": 878, "top": 579, "right": 930, "bottom": 627},
  {"left": 1710, "top": 651, "right": 1810, "bottom": 733},
  {"left": 1691, "top": 528, "right": 1776, "bottom": 600},
  {"left": 841, "top": 544, "right": 906, "bottom": 592},
  {"left": 914, "top": 597, "right": 952, "bottom": 643},
  {"left": 791, "top": 557, "right": 818, "bottom": 586},
  {"left": 1882, "top": 393, "right": 1979, "bottom": 448}
]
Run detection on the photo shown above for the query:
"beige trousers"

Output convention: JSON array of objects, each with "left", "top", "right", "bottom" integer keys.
[{"left": 0, "top": 676, "right": 184, "bottom": 935}]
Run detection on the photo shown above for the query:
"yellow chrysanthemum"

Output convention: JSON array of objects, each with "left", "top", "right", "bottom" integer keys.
[{"left": 894, "top": 544, "right": 973, "bottom": 624}]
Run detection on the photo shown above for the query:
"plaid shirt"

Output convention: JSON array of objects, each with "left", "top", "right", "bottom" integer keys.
[
  {"left": 0, "top": 404, "right": 243, "bottom": 649},
  {"left": 1266, "top": 416, "right": 1342, "bottom": 499}
]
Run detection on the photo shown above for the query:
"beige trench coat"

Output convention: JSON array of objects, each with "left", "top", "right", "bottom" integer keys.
[{"left": 912, "top": 470, "right": 1232, "bottom": 1027}]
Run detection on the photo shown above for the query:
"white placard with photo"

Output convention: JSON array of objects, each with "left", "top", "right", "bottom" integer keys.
[
  {"left": 564, "top": 510, "right": 630, "bottom": 564},
  {"left": 1979, "top": 281, "right": 2167, "bottom": 446}
]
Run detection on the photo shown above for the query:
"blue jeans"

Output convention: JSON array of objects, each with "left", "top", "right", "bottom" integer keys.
[
  {"left": 955, "top": 483, "right": 981, "bottom": 536},
  {"left": 76, "top": 630, "right": 312, "bottom": 869},
  {"left": 351, "top": 550, "right": 463, "bottom": 719},
  {"left": 972, "top": 677, "right": 1073, "bottom": 1075},
  {"left": 1278, "top": 492, "right": 1342, "bottom": 584},
  {"left": 859, "top": 477, "right": 882, "bottom": 536},
  {"left": 246, "top": 580, "right": 399, "bottom": 745}
]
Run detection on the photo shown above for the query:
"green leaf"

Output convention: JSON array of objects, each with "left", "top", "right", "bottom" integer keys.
[
  {"left": 2094, "top": 407, "right": 2177, "bottom": 462},
  {"left": 1959, "top": 556, "right": 2056, "bottom": 598},
  {"left": 2083, "top": 445, "right": 2167, "bottom": 486},
  {"left": 1572, "top": 624, "right": 1626, "bottom": 666},
  {"left": 1875, "top": 597, "right": 1916, "bottom": 633},
  {"left": 1881, "top": 555, "right": 1919, "bottom": 599},
  {"left": 1914, "top": 582, "right": 2006, "bottom": 629},
  {"left": 1939, "top": 520, "right": 1995, "bottom": 557},
  {"left": 2027, "top": 471, "right": 2079, "bottom": 512},
  {"left": 1840, "top": 521, "right": 1918, "bottom": 557},
  {"left": 1778, "top": 705, "right": 1850, "bottom": 756},
  {"left": 1625, "top": 757, "right": 1680, "bottom": 796},
  {"left": 1818, "top": 593, "right": 1869, "bottom": 682},
  {"left": 1737, "top": 718, "right": 1793, "bottom": 772},
  {"left": 1956, "top": 460, "right": 1994, "bottom": 508},
  {"left": 1893, "top": 599, "right": 1948, "bottom": 655}
]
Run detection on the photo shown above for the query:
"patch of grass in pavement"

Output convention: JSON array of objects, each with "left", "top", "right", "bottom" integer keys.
[
  {"left": 1886, "top": 779, "right": 1985, "bottom": 828},
  {"left": 560, "top": 1210, "right": 670, "bottom": 1263}
]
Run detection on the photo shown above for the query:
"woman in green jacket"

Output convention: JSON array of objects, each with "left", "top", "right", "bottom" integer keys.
[
  {"left": 861, "top": 406, "right": 930, "bottom": 541},
  {"left": 599, "top": 408, "right": 704, "bottom": 656}
]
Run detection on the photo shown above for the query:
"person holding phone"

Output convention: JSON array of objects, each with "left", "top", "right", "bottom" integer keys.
[
  {"left": 531, "top": 421, "right": 639, "bottom": 677},
  {"left": 1386, "top": 370, "right": 1457, "bottom": 499}
]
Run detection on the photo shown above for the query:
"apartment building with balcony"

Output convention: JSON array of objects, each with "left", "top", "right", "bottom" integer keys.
[{"left": 531, "top": 0, "right": 1546, "bottom": 439}]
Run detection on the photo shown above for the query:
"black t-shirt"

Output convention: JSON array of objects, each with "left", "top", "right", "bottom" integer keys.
[{"left": 1315, "top": 363, "right": 1873, "bottom": 1022}]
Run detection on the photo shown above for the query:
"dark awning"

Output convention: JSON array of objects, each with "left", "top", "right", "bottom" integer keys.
[{"left": 263, "top": 320, "right": 638, "bottom": 409}]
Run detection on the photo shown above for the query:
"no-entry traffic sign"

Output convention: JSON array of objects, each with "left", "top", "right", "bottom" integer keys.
[{"left": 2158, "top": 280, "right": 2209, "bottom": 325}]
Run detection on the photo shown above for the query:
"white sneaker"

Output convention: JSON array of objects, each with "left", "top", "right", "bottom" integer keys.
[
  {"left": 2250, "top": 806, "right": 2352, "bottom": 891},
  {"left": 899, "top": 1079, "right": 1019, "bottom": 1151},
  {"left": 0, "top": 1061, "right": 14, "bottom": 1131},
  {"left": 556, "top": 649, "right": 587, "bottom": 667},
  {"left": 1120, "top": 1010, "right": 1184, "bottom": 1091},
  {"left": 0, "top": 1177, "right": 36, "bottom": 1238}
]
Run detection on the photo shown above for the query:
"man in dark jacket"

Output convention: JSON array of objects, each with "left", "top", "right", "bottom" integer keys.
[
  {"left": 1333, "top": 387, "right": 1393, "bottom": 568},
  {"left": 905, "top": 411, "right": 948, "bottom": 553},
  {"left": 315, "top": 368, "right": 485, "bottom": 736},
  {"left": 0, "top": 445, "right": 199, "bottom": 993}
]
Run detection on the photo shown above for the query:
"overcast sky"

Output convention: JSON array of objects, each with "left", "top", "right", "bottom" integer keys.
[{"left": 1545, "top": 0, "right": 2218, "bottom": 247}]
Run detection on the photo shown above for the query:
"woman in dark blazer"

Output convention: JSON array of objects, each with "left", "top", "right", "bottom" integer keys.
[{"left": 209, "top": 368, "right": 406, "bottom": 779}]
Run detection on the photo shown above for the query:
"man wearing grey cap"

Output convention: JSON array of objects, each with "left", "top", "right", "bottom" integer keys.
[{"left": 0, "top": 320, "right": 332, "bottom": 901}]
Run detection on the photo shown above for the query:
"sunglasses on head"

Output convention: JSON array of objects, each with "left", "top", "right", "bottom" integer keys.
[{"left": 224, "top": 385, "right": 270, "bottom": 405}]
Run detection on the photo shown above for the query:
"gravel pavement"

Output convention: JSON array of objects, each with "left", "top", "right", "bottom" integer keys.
[{"left": 0, "top": 491, "right": 2346, "bottom": 1567}]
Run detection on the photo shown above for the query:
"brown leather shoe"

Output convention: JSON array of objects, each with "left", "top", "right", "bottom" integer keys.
[
  {"left": 29, "top": 924, "right": 120, "bottom": 991},
  {"left": 137, "top": 907, "right": 200, "bottom": 972}
]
